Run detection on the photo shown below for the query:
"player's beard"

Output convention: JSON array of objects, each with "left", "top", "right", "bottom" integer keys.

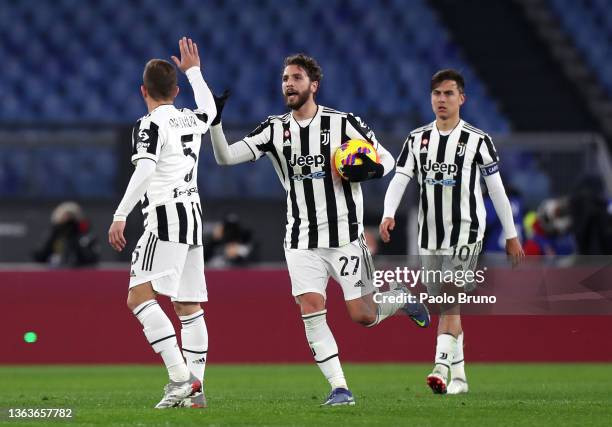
[{"left": 285, "top": 89, "right": 311, "bottom": 111}]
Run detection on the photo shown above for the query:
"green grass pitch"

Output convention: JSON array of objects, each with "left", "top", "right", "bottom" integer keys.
[{"left": 1, "top": 364, "right": 611, "bottom": 426}]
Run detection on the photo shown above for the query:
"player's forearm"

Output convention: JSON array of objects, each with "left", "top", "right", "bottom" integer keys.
[
  {"left": 383, "top": 173, "right": 410, "bottom": 218},
  {"left": 210, "top": 124, "right": 254, "bottom": 165},
  {"left": 484, "top": 173, "right": 518, "bottom": 240},
  {"left": 113, "top": 159, "right": 156, "bottom": 221},
  {"left": 185, "top": 66, "right": 217, "bottom": 121},
  {"left": 377, "top": 144, "right": 395, "bottom": 176}
]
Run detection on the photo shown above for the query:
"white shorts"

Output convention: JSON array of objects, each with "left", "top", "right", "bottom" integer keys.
[
  {"left": 129, "top": 232, "right": 208, "bottom": 302},
  {"left": 284, "top": 235, "right": 376, "bottom": 301},
  {"left": 419, "top": 240, "right": 483, "bottom": 296}
]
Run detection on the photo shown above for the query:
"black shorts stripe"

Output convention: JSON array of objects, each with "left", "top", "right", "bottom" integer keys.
[
  {"left": 299, "top": 125, "right": 318, "bottom": 248},
  {"left": 176, "top": 202, "right": 188, "bottom": 244},
  {"left": 149, "top": 235, "right": 157, "bottom": 271},
  {"left": 358, "top": 234, "right": 374, "bottom": 281},
  {"left": 341, "top": 117, "right": 359, "bottom": 242},
  {"left": 468, "top": 240, "right": 482, "bottom": 270},
  {"left": 283, "top": 122, "right": 300, "bottom": 248},
  {"left": 449, "top": 131, "right": 470, "bottom": 247},
  {"left": 134, "top": 300, "right": 157, "bottom": 316},
  {"left": 320, "top": 115, "right": 339, "bottom": 247},
  {"left": 148, "top": 235, "right": 158, "bottom": 271},
  {"left": 141, "top": 233, "right": 154, "bottom": 271},
  {"left": 434, "top": 135, "right": 448, "bottom": 249},
  {"left": 149, "top": 334, "right": 175, "bottom": 346},
  {"left": 315, "top": 353, "right": 339, "bottom": 364},
  {"left": 156, "top": 205, "right": 169, "bottom": 241},
  {"left": 191, "top": 202, "right": 199, "bottom": 245}
]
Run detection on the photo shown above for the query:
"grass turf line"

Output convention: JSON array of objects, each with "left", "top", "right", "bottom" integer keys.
[{"left": 1, "top": 364, "right": 611, "bottom": 426}]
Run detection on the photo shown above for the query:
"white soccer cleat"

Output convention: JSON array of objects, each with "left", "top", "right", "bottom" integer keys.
[
  {"left": 155, "top": 374, "right": 201, "bottom": 409},
  {"left": 447, "top": 378, "right": 469, "bottom": 395},
  {"left": 426, "top": 373, "right": 448, "bottom": 394},
  {"left": 178, "top": 390, "right": 207, "bottom": 408}
]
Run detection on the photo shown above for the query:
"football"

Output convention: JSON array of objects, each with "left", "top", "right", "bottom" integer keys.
[{"left": 333, "top": 139, "right": 380, "bottom": 180}]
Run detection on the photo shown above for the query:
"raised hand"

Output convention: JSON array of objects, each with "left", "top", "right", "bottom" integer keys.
[{"left": 171, "top": 37, "right": 200, "bottom": 73}]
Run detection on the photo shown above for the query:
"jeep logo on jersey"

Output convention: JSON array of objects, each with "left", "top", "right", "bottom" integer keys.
[
  {"left": 289, "top": 154, "right": 325, "bottom": 168},
  {"left": 422, "top": 160, "right": 458, "bottom": 175}
]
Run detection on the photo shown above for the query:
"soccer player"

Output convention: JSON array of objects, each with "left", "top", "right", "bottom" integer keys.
[
  {"left": 185, "top": 49, "right": 430, "bottom": 406},
  {"left": 108, "top": 38, "right": 216, "bottom": 408},
  {"left": 379, "top": 69, "right": 525, "bottom": 394}
]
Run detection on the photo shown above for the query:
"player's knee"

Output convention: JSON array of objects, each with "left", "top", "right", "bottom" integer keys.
[
  {"left": 298, "top": 293, "right": 325, "bottom": 315},
  {"left": 126, "top": 287, "right": 155, "bottom": 312},
  {"left": 126, "top": 293, "right": 141, "bottom": 312},
  {"left": 172, "top": 301, "right": 201, "bottom": 317}
]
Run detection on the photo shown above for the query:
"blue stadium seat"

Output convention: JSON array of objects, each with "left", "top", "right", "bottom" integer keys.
[
  {"left": 549, "top": 0, "right": 612, "bottom": 97},
  {"left": 0, "top": 0, "right": 508, "bottom": 132}
]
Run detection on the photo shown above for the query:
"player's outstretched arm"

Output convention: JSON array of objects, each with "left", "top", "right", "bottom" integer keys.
[
  {"left": 483, "top": 172, "right": 525, "bottom": 266},
  {"left": 108, "top": 159, "right": 156, "bottom": 251},
  {"left": 172, "top": 37, "right": 217, "bottom": 123},
  {"left": 379, "top": 173, "right": 411, "bottom": 243},
  {"left": 209, "top": 124, "right": 255, "bottom": 165}
]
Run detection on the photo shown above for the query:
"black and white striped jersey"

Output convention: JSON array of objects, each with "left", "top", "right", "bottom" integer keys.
[
  {"left": 130, "top": 104, "right": 210, "bottom": 245},
  {"left": 396, "top": 120, "right": 499, "bottom": 250},
  {"left": 241, "top": 105, "right": 390, "bottom": 249}
]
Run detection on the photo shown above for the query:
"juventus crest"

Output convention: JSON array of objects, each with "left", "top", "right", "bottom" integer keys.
[
  {"left": 456, "top": 141, "right": 466, "bottom": 157},
  {"left": 320, "top": 129, "right": 330, "bottom": 145}
]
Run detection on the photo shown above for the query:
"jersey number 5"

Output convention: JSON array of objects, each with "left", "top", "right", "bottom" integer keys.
[{"left": 181, "top": 134, "right": 199, "bottom": 183}]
